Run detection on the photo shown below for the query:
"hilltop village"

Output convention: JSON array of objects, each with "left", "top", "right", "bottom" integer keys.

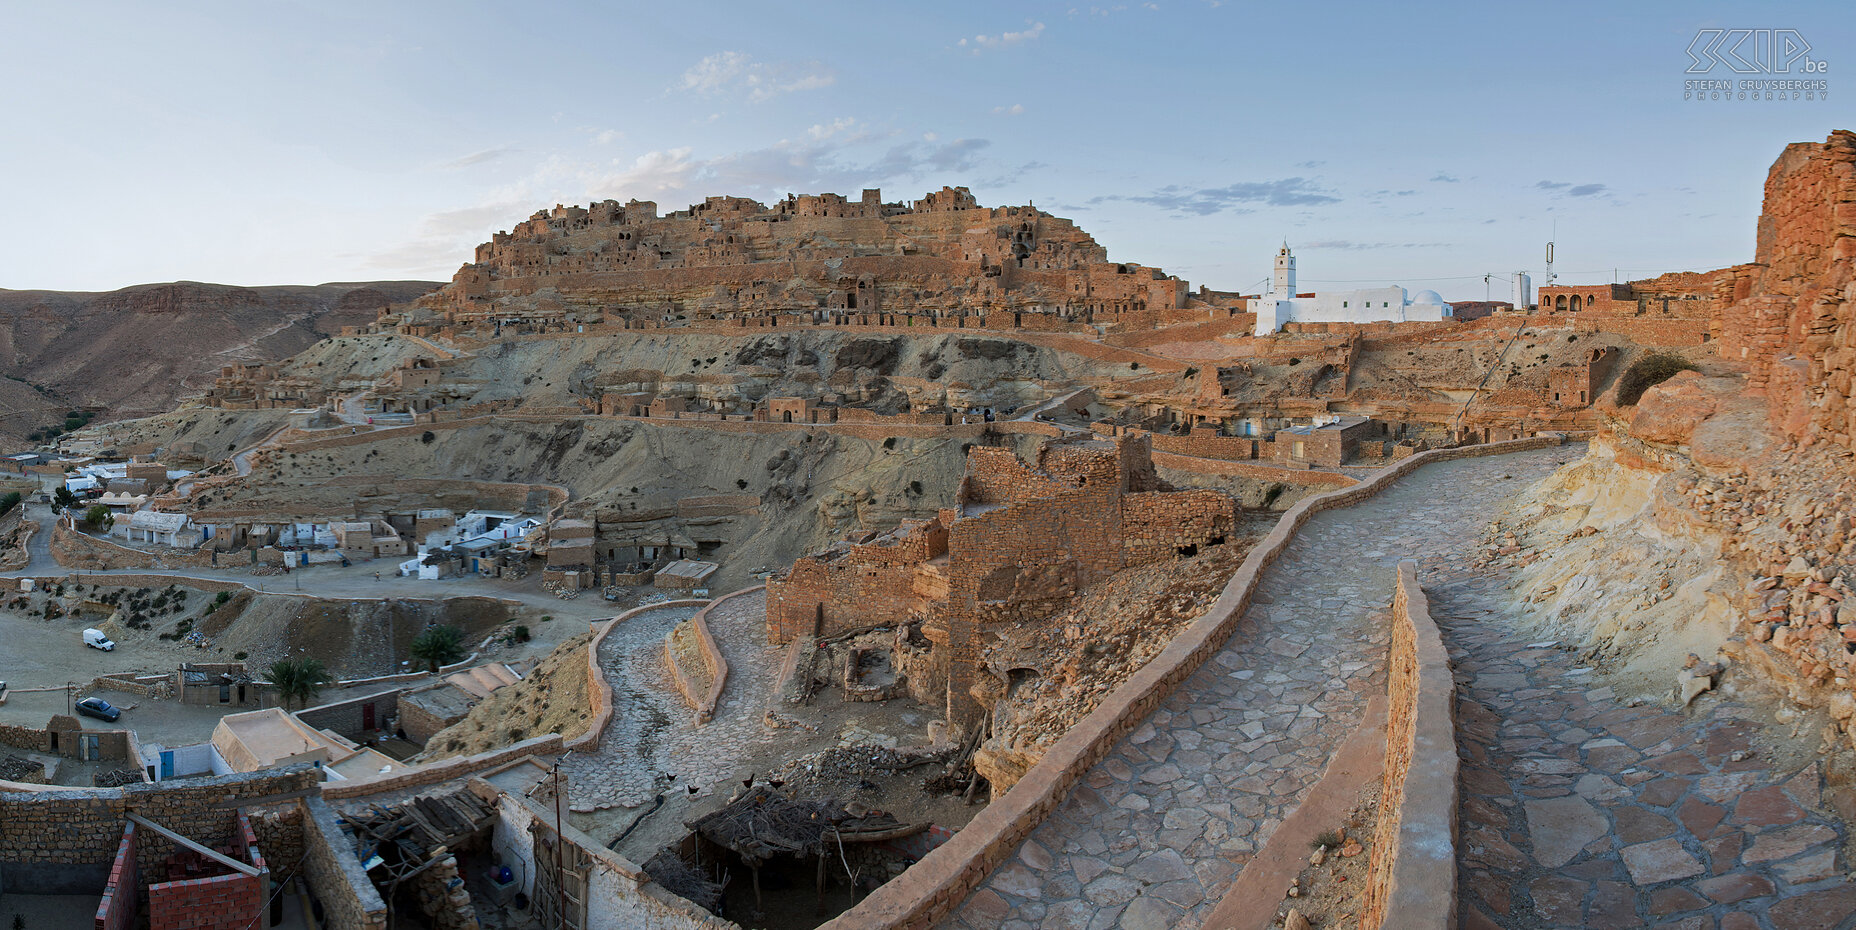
[{"left": 1, "top": 132, "right": 1854, "bottom": 929}]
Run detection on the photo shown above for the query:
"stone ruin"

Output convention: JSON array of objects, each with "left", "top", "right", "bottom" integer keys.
[{"left": 767, "top": 432, "right": 1238, "bottom": 729}]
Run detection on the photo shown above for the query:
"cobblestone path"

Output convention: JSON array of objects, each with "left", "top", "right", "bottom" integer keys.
[
  {"left": 563, "top": 603, "right": 700, "bottom": 809},
  {"left": 944, "top": 445, "right": 1572, "bottom": 930},
  {"left": 1439, "top": 570, "right": 1856, "bottom": 929},
  {"left": 565, "top": 593, "right": 786, "bottom": 813}
]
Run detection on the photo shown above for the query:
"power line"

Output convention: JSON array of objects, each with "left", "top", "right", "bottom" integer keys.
[{"left": 1294, "top": 268, "right": 1696, "bottom": 286}]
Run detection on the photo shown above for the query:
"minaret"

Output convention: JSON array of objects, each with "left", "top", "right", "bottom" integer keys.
[{"left": 1273, "top": 242, "right": 1296, "bottom": 297}]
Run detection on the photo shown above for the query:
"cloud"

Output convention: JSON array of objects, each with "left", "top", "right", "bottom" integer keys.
[
  {"left": 362, "top": 199, "right": 530, "bottom": 272},
  {"left": 807, "top": 117, "right": 862, "bottom": 141},
  {"left": 960, "top": 21, "right": 1045, "bottom": 53},
  {"left": 1300, "top": 240, "right": 1450, "bottom": 251},
  {"left": 679, "top": 51, "right": 835, "bottom": 101},
  {"left": 1536, "top": 180, "right": 1609, "bottom": 198},
  {"left": 442, "top": 147, "right": 517, "bottom": 169},
  {"left": 977, "top": 161, "right": 1049, "bottom": 187},
  {"left": 566, "top": 134, "right": 995, "bottom": 206},
  {"left": 1430, "top": 173, "right": 1458, "bottom": 183},
  {"left": 594, "top": 129, "right": 621, "bottom": 145},
  {"left": 373, "top": 129, "right": 1002, "bottom": 275},
  {"left": 1094, "top": 177, "right": 1340, "bottom": 215},
  {"left": 992, "top": 103, "right": 1026, "bottom": 116}
]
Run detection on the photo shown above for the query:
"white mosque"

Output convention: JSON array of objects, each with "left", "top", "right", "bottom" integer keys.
[{"left": 1249, "top": 245, "right": 1453, "bottom": 335}]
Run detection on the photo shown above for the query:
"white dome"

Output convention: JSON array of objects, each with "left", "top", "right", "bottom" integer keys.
[{"left": 1409, "top": 289, "right": 1447, "bottom": 306}]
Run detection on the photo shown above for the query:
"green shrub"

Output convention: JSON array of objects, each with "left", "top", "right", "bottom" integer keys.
[{"left": 1616, "top": 352, "right": 1699, "bottom": 406}]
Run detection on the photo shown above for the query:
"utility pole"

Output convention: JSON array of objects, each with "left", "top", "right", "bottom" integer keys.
[
  {"left": 554, "top": 760, "right": 564, "bottom": 930},
  {"left": 551, "top": 750, "right": 573, "bottom": 929}
]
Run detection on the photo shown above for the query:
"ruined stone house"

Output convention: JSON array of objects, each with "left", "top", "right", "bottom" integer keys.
[{"left": 767, "top": 433, "right": 1238, "bottom": 728}]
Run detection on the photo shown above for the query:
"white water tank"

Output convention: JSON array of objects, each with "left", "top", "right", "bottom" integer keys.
[{"left": 1512, "top": 272, "right": 1533, "bottom": 310}]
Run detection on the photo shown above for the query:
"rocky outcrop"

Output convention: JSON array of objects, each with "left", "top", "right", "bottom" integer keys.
[{"left": 1485, "top": 131, "right": 1856, "bottom": 751}]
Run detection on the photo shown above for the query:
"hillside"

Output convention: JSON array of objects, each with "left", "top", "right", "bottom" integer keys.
[{"left": 0, "top": 279, "right": 437, "bottom": 437}]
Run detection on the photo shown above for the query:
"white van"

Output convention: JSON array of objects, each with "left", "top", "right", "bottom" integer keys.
[{"left": 82, "top": 628, "right": 115, "bottom": 651}]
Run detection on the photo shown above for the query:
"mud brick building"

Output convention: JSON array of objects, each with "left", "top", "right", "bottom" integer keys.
[
  {"left": 1547, "top": 346, "right": 1620, "bottom": 407},
  {"left": 768, "top": 433, "right": 1238, "bottom": 727}
]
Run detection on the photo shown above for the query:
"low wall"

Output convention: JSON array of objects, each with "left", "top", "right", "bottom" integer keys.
[
  {"left": 301, "top": 795, "right": 387, "bottom": 929},
  {"left": 90, "top": 674, "right": 169, "bottom": 699},
  {"left": 817, "top": 435, "right": 1560, "bottom": 929},
  {"left": 1151, "top": 449, "right": 1358, "bottom": 487},
  {"left": 684, "top": 587, "right": 761, "bottom": 724},
  {"left": 319, "top": 734, "right": 564, "bottom": 800},
  {"left": 568, "top": 599, "right": 712, "bottom": 752},
  {"left": 1359, "top": 561, "right": 1459, "bottom": 930},
  {"left": 51, "top": 522, "right": 156, "bottom": 570},
  {"left": 66, "top": 574, "right": 249, "bottom": 594}
]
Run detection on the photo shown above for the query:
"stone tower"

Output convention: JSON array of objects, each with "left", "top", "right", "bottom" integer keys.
[{"left": 1273, "top": 243, "right": 1296, "bottom": 297}]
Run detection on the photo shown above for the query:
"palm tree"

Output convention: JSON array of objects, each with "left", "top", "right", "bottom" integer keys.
[
  {"left": 267, "top": 657, "right": 330, "bottom": 710},
  {"left": 409, "top": 625, "right": 466, "bottom": 673}
]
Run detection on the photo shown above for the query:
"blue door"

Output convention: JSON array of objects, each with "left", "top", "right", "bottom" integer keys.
[{"left": 159, "top": 750, "right": 174, "bottom": 780}]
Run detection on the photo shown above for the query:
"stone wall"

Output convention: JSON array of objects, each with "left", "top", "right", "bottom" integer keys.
[
  {"left": 814, "top": 436, "right": 1559, "bottom": 930},
  {"left": 300, "top": 795, "right": 387, "bottom": 930},
  {"left": 398, "top": 685, "right": 457, "bottom": 747},
  {"left": 295, "top": 689, "right": 400, "bottom": 744},
  {"left": 1148, "top": 449, "right": 1358, "bottom": 488},
  {"left": 766, "top": 523, "right": 942, "bottom": 644},
  {"left": 1149, "top": 431, "right": 1260, "bottom": 462},
  {"left": 0, "top": 768, "right": 315, "bottom": 895},
  {"left": 663, "top": 590, "right": 744, "bottom": 725},
  {"left": 1712, "top": 131, "right": 1856, "bottom": 443},
  {"left": 0, "top": 721, "right": 133, "bottom": 762},
  {"left": 1358, "top": 561, "right": 1458, "bottom": 930}
]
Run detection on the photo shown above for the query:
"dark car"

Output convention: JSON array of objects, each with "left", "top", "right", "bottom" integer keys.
[{"left": 74, "top": 697, "right": 120, "bottom": 722}]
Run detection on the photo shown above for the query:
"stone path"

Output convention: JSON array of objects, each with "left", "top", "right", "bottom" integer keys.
[
  {"left": 562, "top": 603, "right": 703, "bottom": 809},
  {"left": 943, "top": 445, "right": 1572, "bottom": 930},
  {"left": 1439, "top": 569, "right": 1856, "bottom": 929},
  {"left": 564, "top": 592, "right": 784, "bottom": 811}
]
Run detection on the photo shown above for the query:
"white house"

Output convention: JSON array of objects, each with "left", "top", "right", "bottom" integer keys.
[
  {"left": 1249, "top": 245, "right": 1453, "bottom": 335},
  {"left": 117, "top": 510, "right": 203, "bottom": 548}
]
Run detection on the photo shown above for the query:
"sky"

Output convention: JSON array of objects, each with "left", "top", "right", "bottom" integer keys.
[{"left": 2, "top": 1, "right": 1848, "bottom": 300}]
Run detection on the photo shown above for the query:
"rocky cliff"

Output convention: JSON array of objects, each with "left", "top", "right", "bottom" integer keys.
[{"left": 1492, "top": 131, "right": 1856, "bottom": 762}]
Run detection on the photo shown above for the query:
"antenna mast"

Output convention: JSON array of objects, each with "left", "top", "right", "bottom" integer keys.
[{"left": 1545, "top": 221, "right": 1557, "bottom": 288}]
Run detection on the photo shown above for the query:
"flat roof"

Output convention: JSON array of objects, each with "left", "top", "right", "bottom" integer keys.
[{"left": 658, "top": 559, "right": 719, "bottom": 580}]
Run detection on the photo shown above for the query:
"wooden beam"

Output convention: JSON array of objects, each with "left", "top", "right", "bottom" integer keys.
[
  {"left": 207, "top": 787, "right": 318, "bottom": 809},
  {"left": 125, "top": 813, "right": 262, "bottom": 877}
]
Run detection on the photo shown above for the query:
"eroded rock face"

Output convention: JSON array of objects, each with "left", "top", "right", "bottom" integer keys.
[
  {"left": 1477, "top": 132, "right": 1856, "bottom": 734},
  {"left": 1628, "top": 371, "right": 1718, "bottom": 446}
]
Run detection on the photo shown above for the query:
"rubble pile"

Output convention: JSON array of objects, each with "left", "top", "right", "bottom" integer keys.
[
  {"left": 973, "top": 535, "right": 1257, "bottom": 792},
  {"left": 773, "top": 744, "right": 955, "bottom": 801}
]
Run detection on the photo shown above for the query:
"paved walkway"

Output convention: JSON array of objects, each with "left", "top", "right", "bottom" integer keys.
[
  {"left": 944, "top": 445, "right": 1572, "bottom": 930},
  {"left": 1440, "top": 568, "right": 1856, "bottom": 929},
  {"left": 562, "top": 592, "right": 784, "bottom": 812}
]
